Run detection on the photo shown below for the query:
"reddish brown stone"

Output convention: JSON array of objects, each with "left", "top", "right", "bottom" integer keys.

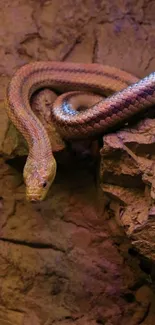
[{"left": 0, "top": 1, "right": 155, "bottom": 324}]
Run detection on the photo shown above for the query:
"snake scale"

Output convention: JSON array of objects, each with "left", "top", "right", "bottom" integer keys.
[{"left": 6, "top": 61, "right": 155, "bottom": 202}]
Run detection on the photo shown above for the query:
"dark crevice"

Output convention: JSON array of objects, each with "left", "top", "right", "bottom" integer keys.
[
  {"left": 139, "top": 303, "right": 151, "bottom": 324},
  {"left": 121, "top": 292, "right": 136, "bottom": 303},
  {"left": 7, "top": 307, "right": 24, "bottom": 314},
  {"left": 6, "top": 156, "right": 26, "bottom": 173},
  {"left": 0, "top": 237, "right": 65, "bottom": 252},
  {"left": 96, "top": 319, "right": 106, "bottom": 324}
]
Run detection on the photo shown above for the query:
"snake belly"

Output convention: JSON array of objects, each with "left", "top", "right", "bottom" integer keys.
[{"left": 6, "top": 61, "right": 155, "bottom": 201}]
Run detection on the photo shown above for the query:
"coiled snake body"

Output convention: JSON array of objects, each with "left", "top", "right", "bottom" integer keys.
[{"left": 6, "top": 61, "right": 155, "bottom": 201}]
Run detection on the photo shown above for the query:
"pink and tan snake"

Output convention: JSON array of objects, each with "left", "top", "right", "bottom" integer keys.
[{"left": 6, "top": 61, "right": 155, "bottom": 201}]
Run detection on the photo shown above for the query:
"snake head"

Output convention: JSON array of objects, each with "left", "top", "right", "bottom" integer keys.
[{"left": 23, "top": 156, "right": 57, "bottom": 202}]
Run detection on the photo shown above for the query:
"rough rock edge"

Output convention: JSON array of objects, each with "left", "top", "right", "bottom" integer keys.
[{"left": 100, "top": 116, "right": 155, "bottom": 261}]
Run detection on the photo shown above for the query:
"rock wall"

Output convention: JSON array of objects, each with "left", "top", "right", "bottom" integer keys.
[{"left": 0, "top": 1, "right": 155, "bottom": 324}]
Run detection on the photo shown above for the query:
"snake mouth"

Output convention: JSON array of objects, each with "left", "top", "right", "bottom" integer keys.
[{"left": 26, "top": 191, "right": 46, "bottom": 202}]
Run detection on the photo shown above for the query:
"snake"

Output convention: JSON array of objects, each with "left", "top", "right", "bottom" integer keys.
[{"left": 5, "top": 61, "right": 155, "bottom": 202}]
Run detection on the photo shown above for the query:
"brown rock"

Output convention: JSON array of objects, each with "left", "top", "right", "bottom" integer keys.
[
  {"left": 0, "top": 0, "right": 155, "bottom": 324},
  {"left": 100, "top": 117, "right": 155, "bottom": 260}
]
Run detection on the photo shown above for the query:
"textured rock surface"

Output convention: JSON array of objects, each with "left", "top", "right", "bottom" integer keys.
[
  {"left": 100, "top": 117, "right": 155, "bottom": 260},
  {"left": 0, "top": 0, "right": 155, "bottom": 324}
]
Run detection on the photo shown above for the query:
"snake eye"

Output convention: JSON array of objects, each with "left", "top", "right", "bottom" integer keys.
[{"left": 42, "top": 181, "right": 47, "bottom": 188}]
